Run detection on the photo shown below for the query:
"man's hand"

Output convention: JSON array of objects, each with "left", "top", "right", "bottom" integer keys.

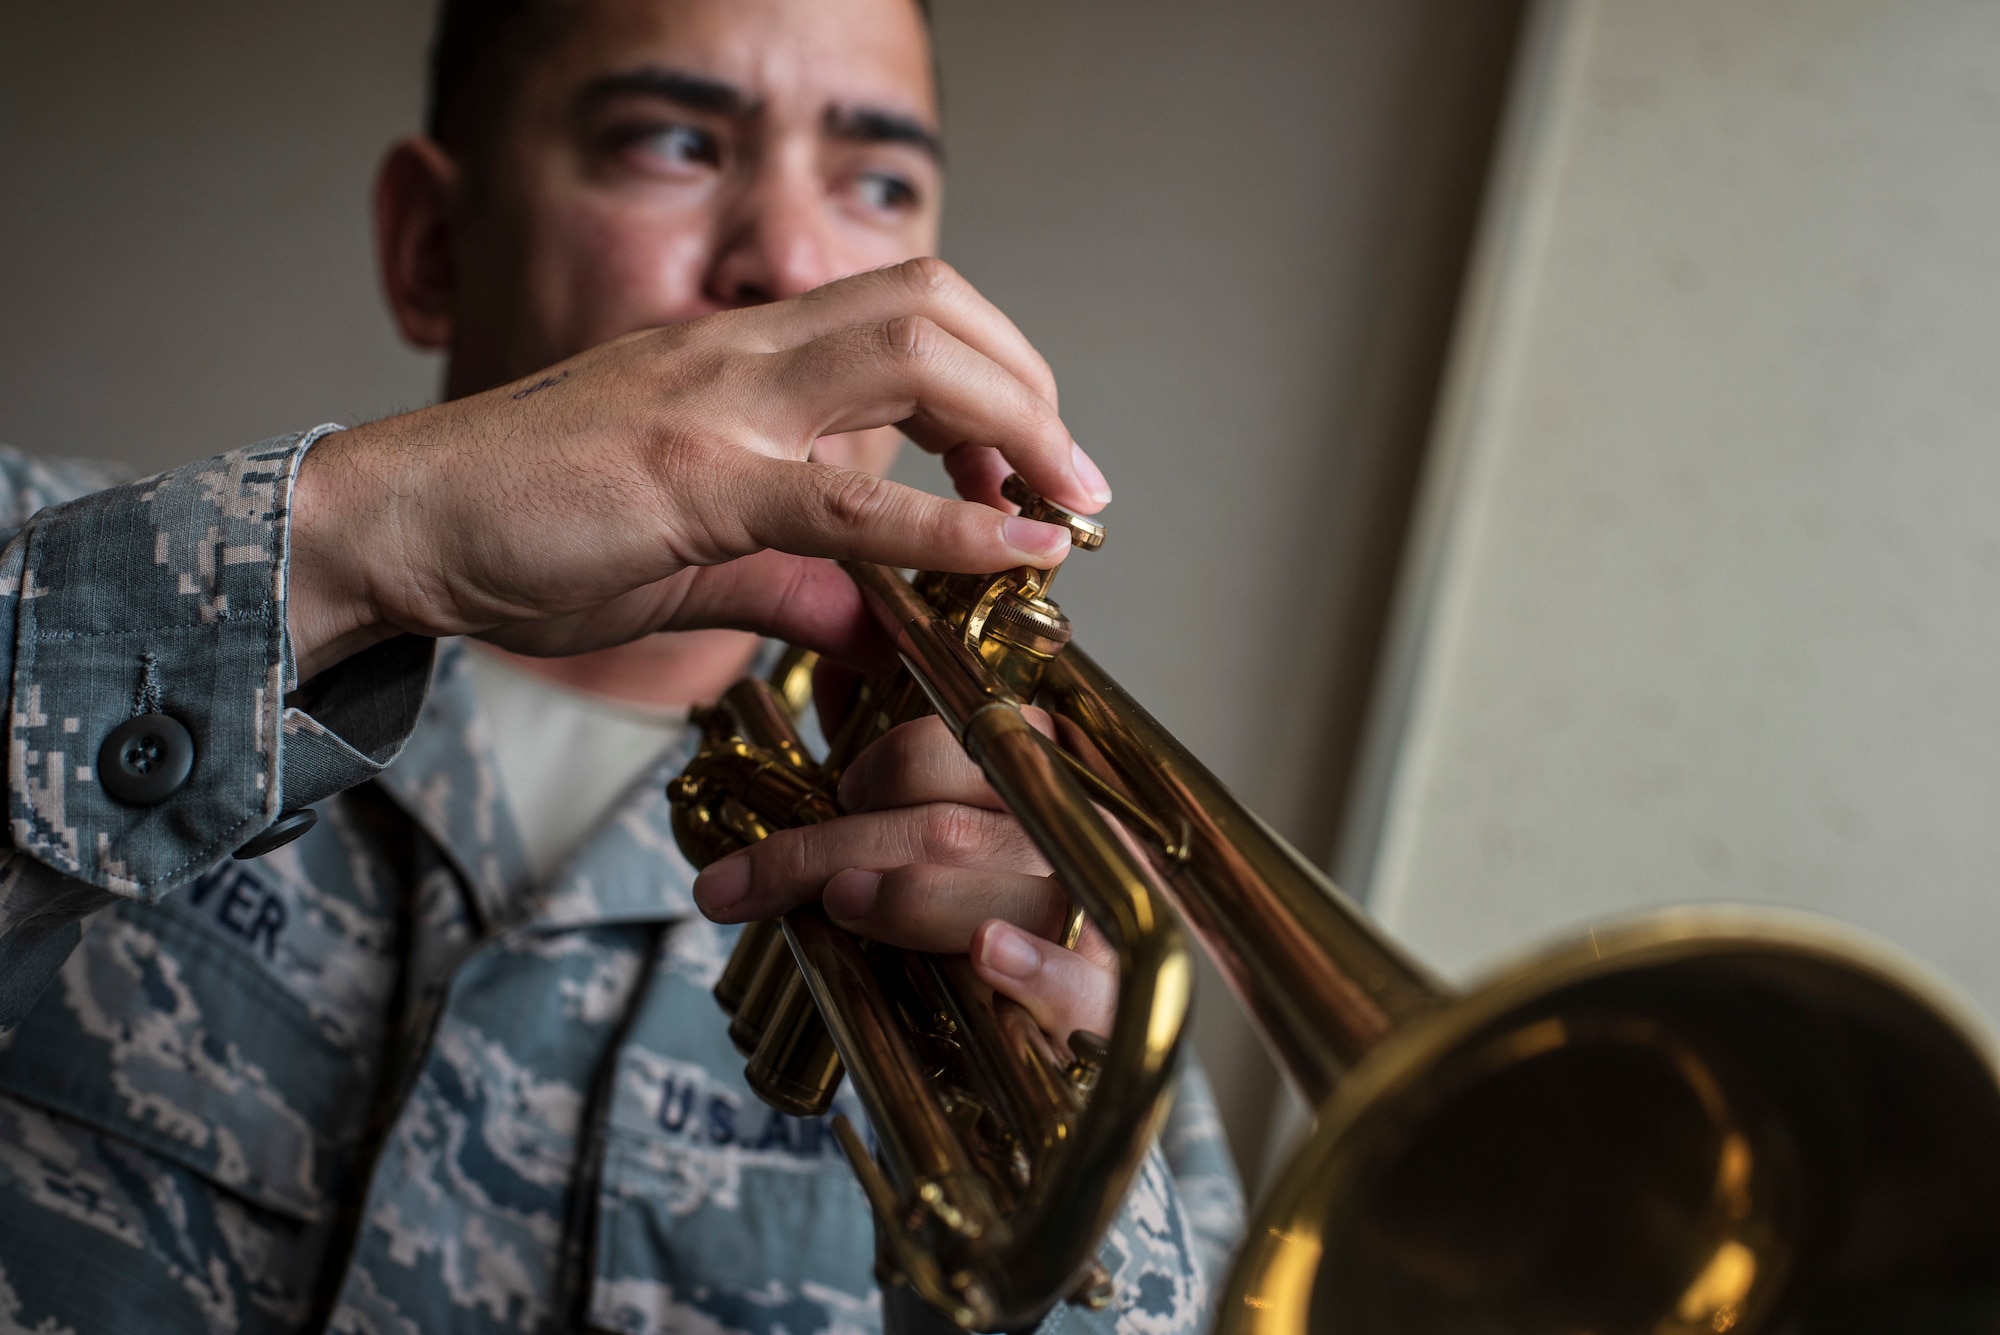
[
  {"left": 689, "top": 711, "right": 1118, "bottom": 1045},
  {"left": 287, "top": 259, "right": 1112, "bottom": 681}
]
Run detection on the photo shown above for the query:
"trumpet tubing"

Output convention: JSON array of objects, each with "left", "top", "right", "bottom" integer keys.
[{"left": 670, "top": 480, "right": 2000, "bottom": 1334}]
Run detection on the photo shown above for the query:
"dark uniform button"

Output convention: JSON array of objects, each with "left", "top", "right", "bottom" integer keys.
[
  {"left": 233, "top": 807, "right": 319, "bottom": 860},
  {"left": 98, "top": 713, "right": 195, "bottom": 806}
]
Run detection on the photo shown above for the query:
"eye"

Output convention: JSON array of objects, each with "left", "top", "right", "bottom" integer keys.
[
  {"left": 854, "top": 170, "right": 919, "bottom": 213},
  {"left": 632, "top": 122, "right": 722, "bottom": 169}
]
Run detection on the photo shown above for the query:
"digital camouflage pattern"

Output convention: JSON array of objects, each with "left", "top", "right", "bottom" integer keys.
[{"left": 0, "top": 435, "right": 1244, "bottom": 1335}]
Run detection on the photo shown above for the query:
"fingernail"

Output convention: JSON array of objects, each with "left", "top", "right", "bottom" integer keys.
[
  {"left": 694, "top": 855, "right": 750, "bottom": 919},
  {"left": 980, "top": 923, "right": 1041, "bottom": 980},
  {"left": 1003, "top": 516, "right": 1069, "bottom": 562},
  {"left": 1070, "top": 441, "right": 1113, "bottom": 506},
  {"left": 823, "top": 868, "right": 882, "bottom": 921}
]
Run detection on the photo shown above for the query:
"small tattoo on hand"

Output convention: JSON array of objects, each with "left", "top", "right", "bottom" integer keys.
[{"left": 511, "top": 370, "right": 570, "bottom": 400}]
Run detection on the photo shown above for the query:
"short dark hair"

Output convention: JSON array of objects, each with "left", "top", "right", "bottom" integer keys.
[
  {"left": 425, "top": 0, "right": 572, "bottom": 164},
  {"left": 426, "top": 0, "right": 934, "bottom": 168}
]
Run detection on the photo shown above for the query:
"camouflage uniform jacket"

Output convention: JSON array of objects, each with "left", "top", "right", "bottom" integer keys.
[{"left": 0, "top": 432, "right": 1245, "bottom": 1335}]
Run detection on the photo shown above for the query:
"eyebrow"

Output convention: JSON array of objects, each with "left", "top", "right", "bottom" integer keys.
[
  {"left": 825, "top": 105, "right": 944, "bottom": 164},
  {"left": 574, "top": 66, "right": 757, "bottom": 119}
]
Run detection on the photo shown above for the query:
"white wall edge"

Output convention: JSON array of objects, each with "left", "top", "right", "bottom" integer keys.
[{"left": 1332, "top": 0, "right": 1596, "bottom": 915}]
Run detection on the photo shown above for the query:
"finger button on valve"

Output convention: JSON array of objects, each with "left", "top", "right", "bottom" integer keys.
[
  {"left": 1002, "top": 474, "right": 1105, "bottom": 552},
  {"left": 98, "top": 713, "right": 195, "bottom": 806}
]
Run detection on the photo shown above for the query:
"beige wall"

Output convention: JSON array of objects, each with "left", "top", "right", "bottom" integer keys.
[
  {"left": 0, "top": 0, "right": 1521, "bottom": 1176},
  {"left": 1350, "top": 0, "right": 2000, "bottom": 1032},
  {"left": 0, "top": 0, "right": 441, "bottom": 464}
]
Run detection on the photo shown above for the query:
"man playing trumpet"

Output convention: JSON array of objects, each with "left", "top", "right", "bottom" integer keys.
[{"left": 0, "top": 0, "right": 1240, "bottom": 1331}]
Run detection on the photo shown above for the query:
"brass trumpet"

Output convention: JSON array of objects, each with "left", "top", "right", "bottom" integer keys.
[{"left": 669, "top": 478, "right": 2000, "bottom": 1333}]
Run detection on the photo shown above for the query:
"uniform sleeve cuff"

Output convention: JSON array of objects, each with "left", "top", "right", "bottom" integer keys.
[{"left": 5, "top": 427, "right": 429, "bottom": 898}]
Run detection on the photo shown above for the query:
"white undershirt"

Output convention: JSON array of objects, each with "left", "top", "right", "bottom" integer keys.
[{"left": 463, "top": 646, "right": 693, "bottom": 884}]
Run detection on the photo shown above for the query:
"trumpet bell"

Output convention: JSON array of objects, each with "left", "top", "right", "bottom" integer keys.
[{"left": 1224, "top": 912, "right": 2000, "bottom": 1334}]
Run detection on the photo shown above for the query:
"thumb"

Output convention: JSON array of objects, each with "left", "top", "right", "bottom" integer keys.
[
  {"left": 733, "top": 458, "right": 1072, "bottom": 574},
  {"left": 668, "top": 551, "right": 895, "bottom": 670}
]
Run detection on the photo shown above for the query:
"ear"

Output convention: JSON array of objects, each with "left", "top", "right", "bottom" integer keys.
[{"left": 373, "top": 137, "right": 462, "bottom": 350}]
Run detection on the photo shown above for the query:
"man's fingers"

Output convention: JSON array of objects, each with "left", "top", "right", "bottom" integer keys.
[
  {"left": 774, "top": 315, "right": 1106, "bottom": 515},
  {"left": 972, "top": 919, "right": 1118, "bottom": 1042},
  {"left": 692, "top": 803, "right": 1050, "bottom": 923},
  {"left": 662, "top": 554, "right": 893, "bottom": 668},
  {"left": 732, "top": 457, "right": 1072, "bottom": 573},
  {"left": 838, "top": 710, "right": 1056, "bottom": 814},
  {"left": 820, "top": 864, "right": 1070, "bottom": 952},
  {"left": 769, "top": 259, "right": 1062, "bottom": 412},
  {"left": 474, "top": 552, "right": 895, "bottom": 669},
  {"left": 822, "top": 864, "right": 1118, "bottom": 1043},
  {"left": 940, "top": 443, "right": 1018, "bottom": 511}
]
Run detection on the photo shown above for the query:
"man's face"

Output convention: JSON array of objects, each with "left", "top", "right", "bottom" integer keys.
[{"left": 442, "top": 0, "right": 942, "bottom": 470}]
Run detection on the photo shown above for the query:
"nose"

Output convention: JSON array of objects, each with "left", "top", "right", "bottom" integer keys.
[{"left": 705, "top": 160, "right": 841, "bottom": 307}]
